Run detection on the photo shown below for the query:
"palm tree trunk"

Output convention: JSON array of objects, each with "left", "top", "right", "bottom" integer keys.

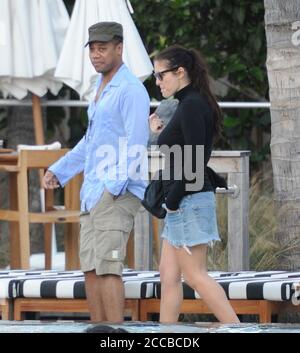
[{"left": 264, "top": 0, "right": 300, "bottom": 270}]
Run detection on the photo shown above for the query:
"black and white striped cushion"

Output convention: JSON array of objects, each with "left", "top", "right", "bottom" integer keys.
[
  {"left": 123, "top": 271, "right": 160, "bottom": 299},
  {"left": 0, "top": 270, "right": 82, "bottom": 298},
  {"left": 154, "top": 271, "right": 300, "bottom": 301},
  {"left": 0, "top": 275, "right": 18, "bottom": 298},
  {"left": 217, "top": 271, "right": 300, "bottom": 301},
  {"left": 17, "top": 270, "right": 159, "bottom": 299},
  {"left": 2, "top": 269, "right": 299, "bottom": 302}
]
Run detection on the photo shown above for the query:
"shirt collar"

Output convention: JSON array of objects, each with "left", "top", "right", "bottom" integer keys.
[
  {"left": 102, "top": 63, "right": 126, "bottom": 88},
  {"left": 174, "top": 83, "right": 196, "bottom": 101}
]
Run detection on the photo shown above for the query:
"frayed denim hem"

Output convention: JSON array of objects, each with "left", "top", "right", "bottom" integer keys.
[{"left": 161, "top": 233, "right": 221, "bottom": 253}]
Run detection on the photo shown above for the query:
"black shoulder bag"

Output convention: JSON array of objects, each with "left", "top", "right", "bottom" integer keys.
[{"left": 141, "top": 170, "right": 166, "bottom": 219}]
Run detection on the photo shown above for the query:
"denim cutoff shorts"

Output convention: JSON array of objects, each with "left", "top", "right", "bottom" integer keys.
[{"left": 161, "top": 191, "right": 220, "bottom": 249}]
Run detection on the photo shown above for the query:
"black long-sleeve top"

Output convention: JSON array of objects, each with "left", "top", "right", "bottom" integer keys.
[{"left": 157, "top": 84, "right": 214, "bottom": 210}]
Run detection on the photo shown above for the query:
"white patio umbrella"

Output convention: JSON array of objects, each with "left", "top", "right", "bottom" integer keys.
[
  {"left": 0, "top": 0, "right": 70, "bottom": 269},
  {"left": 0, "top": 0, "right": 69, "bottom": 144},
  {"left": 55, "top": 0, "right": 153, "bottom": 100}
]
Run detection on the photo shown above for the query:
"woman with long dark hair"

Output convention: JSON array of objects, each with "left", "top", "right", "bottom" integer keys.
[{"left": 150, "top": 45, "right": 239, "bottom": 323}]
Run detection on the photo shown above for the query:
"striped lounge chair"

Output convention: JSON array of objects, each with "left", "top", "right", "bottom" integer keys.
[
  {"left": 1, "top": 270, "right": 299, "bottom": 322},
  {"left": 0, "top": 270, "right": 72, "bottom": 320},
  {"left": 139, "top": 271, "right": 300, "bottom": 322},
  {"left": 11, "top": 269, "right": 159, "bottom": 320}
]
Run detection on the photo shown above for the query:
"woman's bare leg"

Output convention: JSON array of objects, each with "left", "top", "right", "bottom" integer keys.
[
  {"left": 178, "top": 244, "right": 240, "bottom": 323},
  {"left": 159, "top": 240, "right": 183, "bottom": 323}
]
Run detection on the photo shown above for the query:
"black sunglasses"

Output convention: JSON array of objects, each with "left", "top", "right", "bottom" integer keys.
[{"left": 153, "top": 67, "right": 179, "bottom": 81}]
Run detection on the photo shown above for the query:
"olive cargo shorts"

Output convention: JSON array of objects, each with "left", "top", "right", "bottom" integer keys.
[{"left": 79, "top": 189, "right": 141, "bottom": 276}]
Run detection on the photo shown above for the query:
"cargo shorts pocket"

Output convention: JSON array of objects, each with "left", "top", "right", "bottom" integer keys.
[
  {"left": 96, "top": 230, "right": 129, "bottom": 262},
  {"left": 92, "top": 212, "right": 132, "bottom": 262},
  {"left": 91, "top": 194, "right": 136, "bottom": 263}
]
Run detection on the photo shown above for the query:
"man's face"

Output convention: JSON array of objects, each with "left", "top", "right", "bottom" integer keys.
[{"left": 89, "top": 41, "right": 122, "bottom": 74}]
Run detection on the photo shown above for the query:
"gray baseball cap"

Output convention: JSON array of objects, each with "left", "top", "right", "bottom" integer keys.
[{"left": 85, "top": 22, "right": 123, "bottom": 47}]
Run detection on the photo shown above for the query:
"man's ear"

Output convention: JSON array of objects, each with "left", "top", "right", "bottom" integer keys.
[{"left": 117, "top": 42, "right": 123, "bottom": 56}]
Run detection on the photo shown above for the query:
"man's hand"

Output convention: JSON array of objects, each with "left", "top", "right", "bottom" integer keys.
[
  {"left": 149, "top": 113, "right": 164, "bottom": 133},
  {"left": 43, "top": 170, "right": 60, "bottom": 189}
]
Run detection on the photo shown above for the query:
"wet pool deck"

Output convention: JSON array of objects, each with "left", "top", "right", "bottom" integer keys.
[{"left": 0, "top": 320, "right": 300, "bottom": 333}]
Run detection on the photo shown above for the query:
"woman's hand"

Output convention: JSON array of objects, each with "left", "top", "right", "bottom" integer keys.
[
  {"left": 162, "top": 204, "right": 179, "bottom": 213},
  {"left": 166, "top": 208, "right": 179, "bottom": 213},
  {"left": 149, "top": 113, "right": 164, "bottom": 133}
]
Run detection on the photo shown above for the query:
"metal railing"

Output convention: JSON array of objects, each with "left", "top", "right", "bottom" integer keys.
[{"left": 0, "top": 99, "right": 270, "bottom": 109}]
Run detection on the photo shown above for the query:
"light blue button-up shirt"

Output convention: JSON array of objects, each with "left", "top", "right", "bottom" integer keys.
[{"left": 49, "top": 64, "right": 150, "bottom": 212}]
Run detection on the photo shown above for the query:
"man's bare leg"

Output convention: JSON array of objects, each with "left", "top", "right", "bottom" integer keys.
[
  {"left": 84, "top": 270, "right": 107, "bottom": 322},
  {"left": 84, "top": 271, "right": 124, "bottom": 322},
  {"left": 102, "top": 274, "right": 124, "bottom": 322}
]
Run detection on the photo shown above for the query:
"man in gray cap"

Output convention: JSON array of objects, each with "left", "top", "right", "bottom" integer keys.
[
  {"left": 85, "top": 22, "right": 123, "bottom": 46},
  {"left": 44, "top": 22, "right": 150, "bottom": 322}
]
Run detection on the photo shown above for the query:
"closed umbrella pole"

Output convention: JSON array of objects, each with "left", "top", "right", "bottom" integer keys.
[
  {"left": 32, "top": 94, "right": 45, "bottom": 145},
  {"left": 31, "top": 93, "right": 45, "bottom": 194}
]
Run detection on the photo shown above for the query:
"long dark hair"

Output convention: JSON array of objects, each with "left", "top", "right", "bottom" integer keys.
[{"left": 154, "top": 45, "right": 222, "bottom": 140}]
